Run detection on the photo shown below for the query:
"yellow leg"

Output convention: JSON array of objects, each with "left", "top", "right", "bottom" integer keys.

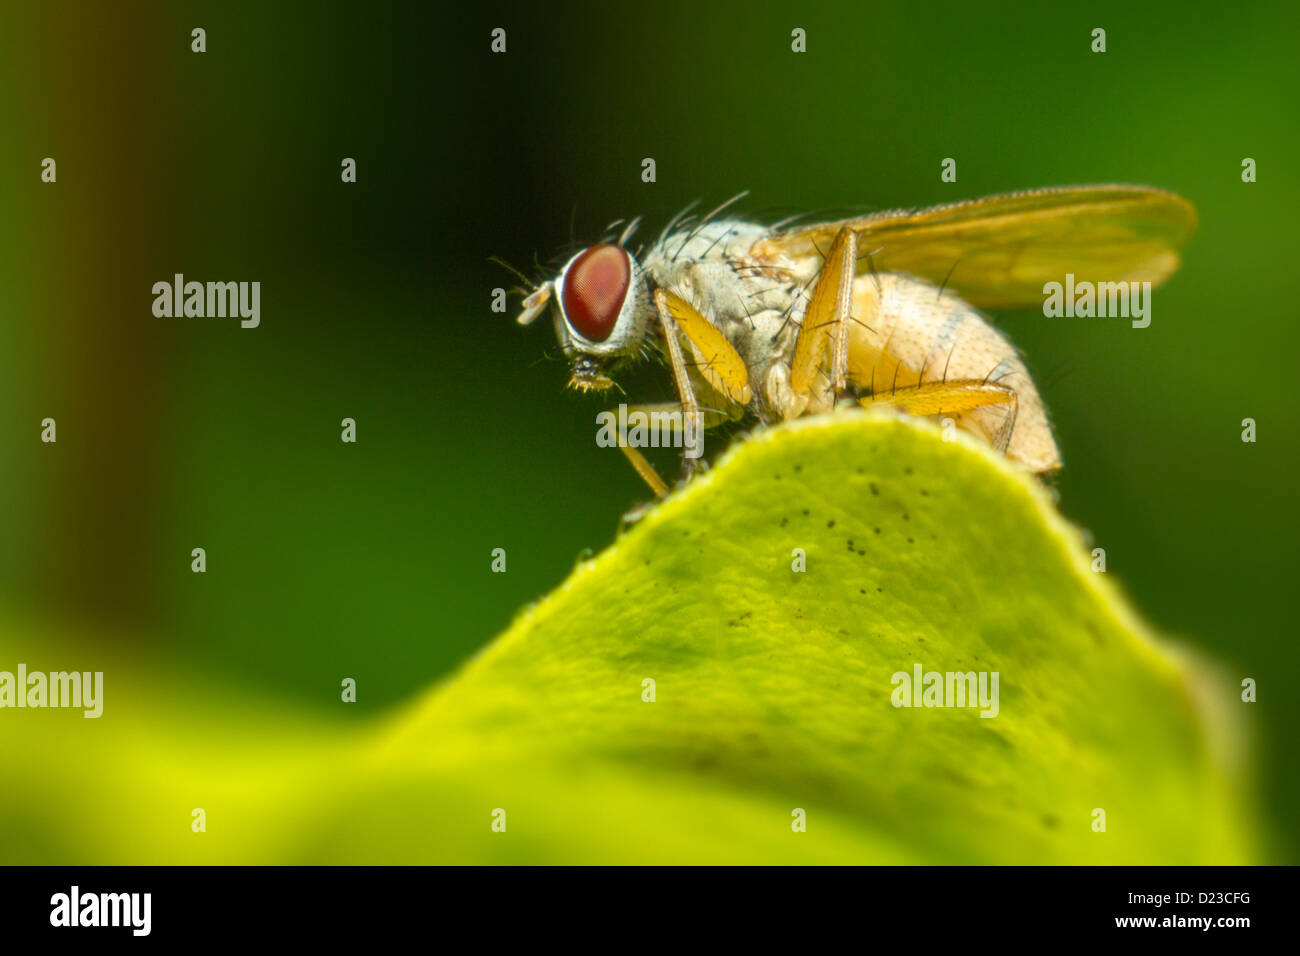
[
  {"left": 605, "top": 395, "right": 742, "bottom": 498},
  {"left": 653, "top": 289, "right": 706, "bottom": 484},
  {"left": 605, "top": 401, "right": 705, "bottom": 498},
  {"left": 619, "top": 444, "right": 670, "bottom": 498},
  {"left": 863, "top": 380, "right": 1019, "bottom": 453},
  {"left": 790, "top": 226, "right": 858, "bottom": 398},
  {"left": 658, "top": 290, "right": 752, "bottom": 405}
]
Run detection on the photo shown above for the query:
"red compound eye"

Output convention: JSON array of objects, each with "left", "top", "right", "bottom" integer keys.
[{"left": 561, "top": 244, "right": 631, "bottom": 343}]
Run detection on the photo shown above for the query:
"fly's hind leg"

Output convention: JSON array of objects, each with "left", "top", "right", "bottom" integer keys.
[{"left": 863, "top": 380, "right": 1019, "bottom": 454}]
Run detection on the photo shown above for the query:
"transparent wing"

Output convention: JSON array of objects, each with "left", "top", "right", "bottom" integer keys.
[{"left": 750, "top": 185, "right": 1196, "bottom": 308}]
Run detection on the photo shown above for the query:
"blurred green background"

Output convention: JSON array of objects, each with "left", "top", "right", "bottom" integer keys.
[{"left": 0, "top": 0, "right": 1294, "bottom": 860}]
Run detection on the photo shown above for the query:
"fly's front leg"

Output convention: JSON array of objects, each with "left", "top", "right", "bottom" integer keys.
[
  {"left": 618, "top": 442, "right": 670, "bottom": 498},
  {"left": 652, "top": 289, "right": 704, "bottom": 484},
  {"left": 790, "top": 226, "right": 858, "bottom": 404},
  {"left": 863, "top": 380, "right": 1019, "bottom": 453}
]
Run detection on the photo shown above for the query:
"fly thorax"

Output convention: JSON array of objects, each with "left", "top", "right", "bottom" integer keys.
[{"left": 643, "top": 220, "right": 769, "bottom": 271}]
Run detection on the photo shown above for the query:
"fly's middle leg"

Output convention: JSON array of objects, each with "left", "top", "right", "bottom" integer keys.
[{"left": 789, "top": 226, "right": 858, "bottom": 404}]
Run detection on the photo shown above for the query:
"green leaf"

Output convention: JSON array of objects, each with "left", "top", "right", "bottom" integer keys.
[{"left": 0, "top": 414, "right": 1258, "bottom": 863}]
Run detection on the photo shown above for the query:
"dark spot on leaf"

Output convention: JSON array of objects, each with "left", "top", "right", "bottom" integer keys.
[
  {"left": 827, "top": 520, "right": 835, "bottom": 528},
  {"left": 693, "top": 752, "right": 720, "bottom": 771},
  {"left": 802, "top": 509, "right": 810, "bottom": 516},
  {"left": 870, "top": 483, "right": 879, "bottom": 496}
]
